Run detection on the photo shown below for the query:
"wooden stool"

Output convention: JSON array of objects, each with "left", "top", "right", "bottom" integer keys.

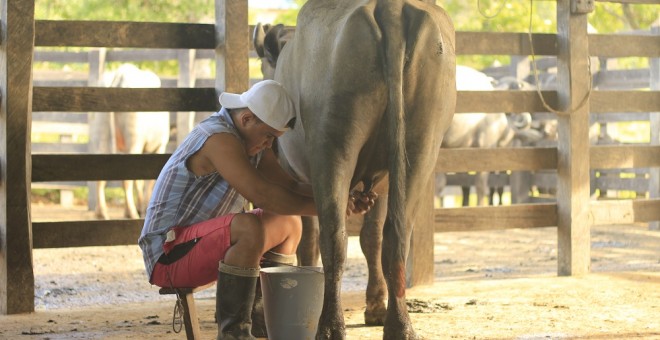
[{"left": 159, "top": 282, "right": 214, "bottom": 340}]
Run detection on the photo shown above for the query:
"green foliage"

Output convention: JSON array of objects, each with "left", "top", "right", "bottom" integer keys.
[{"left": 270, "top": 0, "right": 305, "bottom": 26}]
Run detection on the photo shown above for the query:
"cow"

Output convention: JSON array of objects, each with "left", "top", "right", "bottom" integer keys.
[
  {"left": 254, "top": 0, "right": 456, "bottom": 338},
  {"left": 89, "top": 64, "right": 170, "bottom": 220},
  {"left": 436, "top": 68, "right": 532, "bottom": 207}
]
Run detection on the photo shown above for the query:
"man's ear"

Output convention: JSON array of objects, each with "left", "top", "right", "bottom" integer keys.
[{"left": 238, "top": 109, "right": 256, "bottom": 127}]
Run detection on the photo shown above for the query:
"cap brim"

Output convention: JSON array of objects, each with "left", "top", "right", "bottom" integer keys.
[{"left": 218, "top": 92, "right": 246, "bottom": 109}]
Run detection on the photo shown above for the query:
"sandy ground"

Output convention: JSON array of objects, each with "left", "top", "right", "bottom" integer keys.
[{"left": 0, "top": 203, "right": 658, "bottom": 339}]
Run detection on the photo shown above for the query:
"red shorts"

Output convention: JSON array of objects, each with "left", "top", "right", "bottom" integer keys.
[{"left": 150, "top": 209, "right": 263, "bottom": 288}]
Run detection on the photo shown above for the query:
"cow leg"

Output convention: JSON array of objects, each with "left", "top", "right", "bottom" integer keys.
[
  {"left": 122, "top": 180, "right": 140, "bottom": 219},
  {"left": 134, "top": 179, "right": 145, "bottom": 216},
  {"left": 435, "top": 173, "right": 447, "bottom": 207},
  {"left": 381, "top": 194, "right": 416, "bottom": 340},
  {"left": 475, "top": 171, "right": 489, "bottom": 206},
  {"left": 95, "top": 180, "right": 109, "bottom": 220},
  {"left": 140, "top": 179, "right": 156, "bottom": 217},
  {"left": 315, "top": 190, "right": 348, "bottom": 340},
  {"left": 296, "top": 216, "right": 320, "bottom": 266},
  {"left": 496, "top": 186, "right": 504, "bottom": 205},
  {"left": 489, "top": 186, "right": 497, "bottom": 206},
  {"left": 461, "top": 185, "right": 470, "bottom": 206},
  {"left": 361, "top": 196, "right": 387, "bottom": 325},
  {"left": 308, "top": 145, "right": 353, "bottom": 340}
]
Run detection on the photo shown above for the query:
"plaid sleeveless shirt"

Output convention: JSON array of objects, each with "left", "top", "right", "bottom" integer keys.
[{"left": 139, "top": 108, "right": 262, "bottom": 279}]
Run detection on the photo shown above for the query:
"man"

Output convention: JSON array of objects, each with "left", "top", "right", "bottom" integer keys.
[{"left": 139, "top": 80, "right": 376, "bottom": 339}]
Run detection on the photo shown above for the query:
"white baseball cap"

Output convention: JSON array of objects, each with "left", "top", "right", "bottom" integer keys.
[{"left": 219, "top": 80, "right": 295, "bottom": 131}]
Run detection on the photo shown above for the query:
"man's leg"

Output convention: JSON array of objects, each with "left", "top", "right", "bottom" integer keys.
[
  {"left": 150, "top": 211, "right": 301, "bottom": 339},
  {"left": 218, "top": 211, "right": 301, "bottom": 339},
  {"left": 229, "top": 210, "right": 302, "bottom": 338},
  {"left": 216, "top": 262, "right": 259, "bottom": 340}
]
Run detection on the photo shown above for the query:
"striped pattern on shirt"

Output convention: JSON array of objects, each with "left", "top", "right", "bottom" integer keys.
[{"left": 138, "top": 108, "right": 262, "bottom": 279}]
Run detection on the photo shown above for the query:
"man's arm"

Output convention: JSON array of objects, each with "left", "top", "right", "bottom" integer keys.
[
  {"left": 256, "top": 148, "right": 313, "bottom": 198},
  {"left": 202, "top": 133, "right": 317, "bottom": 216},
  {"left": 257, "top": 147, "right": 378, "bottom": 216}
]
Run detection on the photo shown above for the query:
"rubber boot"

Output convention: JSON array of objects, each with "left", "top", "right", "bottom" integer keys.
[
  {"left": 217, "top": 262, "right": 259, "bottom": 340},
  {"left": 251, "top": 251, "right": 296, "bottom": 338}
]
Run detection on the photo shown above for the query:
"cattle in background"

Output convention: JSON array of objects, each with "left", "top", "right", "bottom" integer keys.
[
  {"left": 435, "top": 66, "right": 531, "bottom": 207},
  {"left": 89, "top": 64, "right": 170, "bottom": 219},
  {"left": 254, "top": 0, "right": 456, "bottom": 338}
]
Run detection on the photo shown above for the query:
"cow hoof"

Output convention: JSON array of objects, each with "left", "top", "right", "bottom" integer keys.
[
  {"left": 364, "top": 303, "right": 387, "bottom": 325},
  {"left": 316, "top": 315, "right": 346, "bottom": 340},
  {"left": 125, "top": 210, "right": 140, "bottom": 219},
  {"left": 384, "top": 324, "right": 419, "bottom": 340},
  {"left": 95, "top": 211, "right": 109, "bottom": 220}
]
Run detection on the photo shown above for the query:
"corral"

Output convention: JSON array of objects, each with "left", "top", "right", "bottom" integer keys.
[{"left": 1, "top": 0, "right": 659, "bottom": 339}]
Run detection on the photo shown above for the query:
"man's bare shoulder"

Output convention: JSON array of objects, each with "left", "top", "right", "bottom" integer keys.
[{"left": 188, "top": 132, "right": 246, "bottom": 176}]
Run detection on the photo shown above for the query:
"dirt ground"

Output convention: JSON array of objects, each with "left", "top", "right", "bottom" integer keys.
[{"left": 0, "top": 203, "right": 658, "bottom": 339}]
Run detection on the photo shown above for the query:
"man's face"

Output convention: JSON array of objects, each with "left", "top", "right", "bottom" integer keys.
[{"left": 241, "top": 110, "right": 284, "bottom": 156}]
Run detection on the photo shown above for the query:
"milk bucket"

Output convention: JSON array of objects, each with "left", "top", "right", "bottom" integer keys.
[{"left": 260, "top": 266, "right": 324, "bottom": 340}]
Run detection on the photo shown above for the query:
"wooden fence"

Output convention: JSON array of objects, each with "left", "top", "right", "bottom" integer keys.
[
  {"left": 2, "top": 0, "right": 660, "bottom": 314},
  {"left": 32, "top": 30, "right": 658, "bottom": 206}
]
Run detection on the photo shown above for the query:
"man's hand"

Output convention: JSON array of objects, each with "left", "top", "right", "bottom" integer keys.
[{"left": 347, "top": 190, "right": 378, "bottom": 216}]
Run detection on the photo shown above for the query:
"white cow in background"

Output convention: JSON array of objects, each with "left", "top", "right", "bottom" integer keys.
[
  {"left": 436, "top": 66, "right": 531, "bottom": 206},
  {"left": 89, "top": 64, "right": 170, "bottom": 219}
]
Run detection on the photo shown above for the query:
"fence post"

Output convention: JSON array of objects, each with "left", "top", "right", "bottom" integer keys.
[
  {"left": 1, "top": 0, "right": 36, "bottom": 314},
  {"left": 649, "top": 21, "right": 659, "bottom": 231},
  {"left": 215, "top": 0, "right": 249, "bottom": 94},
  {"left": 509, "top": 56, "right": 531, "bottom": 204},
  {"left": 87, "top": 48, "right": 107, "bottom": 211},
  {"left": 177, "top": 49, "right": 197, "bottom": 146},
  {"left": 555, "top": 0, "right": 592, "bottom": 276},
  {"left": 510, "top": 138, "right": 532, "bottom": 203}
]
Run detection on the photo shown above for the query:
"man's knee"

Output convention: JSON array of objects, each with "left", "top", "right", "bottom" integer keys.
[
  {"left": 287, "top": 215, "right": 303, "bottom": 238},
  {"left": 272, "top": 214, "right": 303, "bottom": 237},
  {"left": 231, "top": 213, "right": 266, "bottom": 248}
]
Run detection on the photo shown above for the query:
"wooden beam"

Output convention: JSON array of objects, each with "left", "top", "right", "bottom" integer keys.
[
  {"left": 456, "top": 90, "right": 558, "bottom": 113},
  {"left": 215, "top": 0, "right": 249, "bottom": 94},
  {"left": 589, "top": 34, "right": 660, "bottom": 58},
  {"left": 456, "top": 90, "right": 660, "bottom": 114},
  {"left": 434, "top": 199, "right": 660, "bottom": 233},
  {"left": 32, "top": 154, "right": 170, "bottom": 182},
  {"left": 32, "top": 220, "right": 142, "bottom": 248},
  {"left": 31, "top": 145, "right": 659, "bottom": 184},
  {"left": 32, "top": 87, "right": 656, "bottom": 115},
  {"left": 589, "top": 199, "right": 660, "bottom": 225},
  {"left": 1, "top": 0, "right": 36, "bottom": 314},
  {"left": 32, "top": 87, "right": 219, "bottom": 112},
  {"left": 555, "top": 0, "right": 592, "bottom": 276},
  {"left": 457, "top": 32, "right": 557, "bottom": 56},
  {"left": 591, "top": 145, "right": 660, "bottom": 169},
  {"left": 35, "top": 21, "right": 215, "bottom": 49},
  {"left": 436, "top": 147, "right": 557, "bottom": 173},
  {"left": 435, "top": 204, "right": 558, "bottom": 232},
  {"left": 591, "top": 91, "right": 660, "bottom": 113}
]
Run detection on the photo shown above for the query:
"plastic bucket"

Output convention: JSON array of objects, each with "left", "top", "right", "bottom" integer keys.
[{"left": 260, "top": 266, "right": 324, "bottom": 340}]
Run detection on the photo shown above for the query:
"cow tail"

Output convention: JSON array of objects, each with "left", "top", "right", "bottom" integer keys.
[{"left": 375, "top": 3, "right": 406, "bottom": 245}]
